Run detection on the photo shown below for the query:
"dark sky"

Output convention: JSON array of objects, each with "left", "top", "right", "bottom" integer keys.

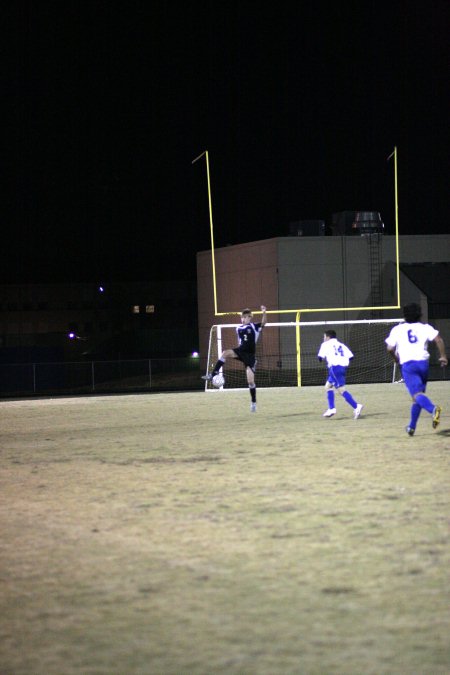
[{"left": 4, "top": 1, "right": 449, "bottom": 284}]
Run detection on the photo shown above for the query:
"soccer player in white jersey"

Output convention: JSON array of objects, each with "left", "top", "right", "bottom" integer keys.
[
  {"left": 385, "top": 302, "right": 447, "bottom": 435},
  {"left": 318, "top": 330, "right": 364, "bottom": 419},
  {"left": 202, "top": 306, "right": 267, "bottom": 412}
]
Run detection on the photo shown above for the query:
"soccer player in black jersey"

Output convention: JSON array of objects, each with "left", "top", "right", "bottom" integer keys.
[{"left": 202, "top": 305, "right": 267, "bottom": 411}]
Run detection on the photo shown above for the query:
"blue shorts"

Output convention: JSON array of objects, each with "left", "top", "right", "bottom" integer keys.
[
  {"left": 401, "top": 360, "right": 429, "bottom": 397},
  {"left": 326, "top": 365, "right": 347, "bottom": 388}
]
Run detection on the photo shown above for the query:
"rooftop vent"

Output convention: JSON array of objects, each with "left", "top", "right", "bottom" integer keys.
[{"left": 351, "top": 211, "right": 384, "bottom": 235}]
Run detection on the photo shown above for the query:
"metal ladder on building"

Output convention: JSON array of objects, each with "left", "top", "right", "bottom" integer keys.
[{"left": 368, "top": 234, "right": 383, "bottom": 317}]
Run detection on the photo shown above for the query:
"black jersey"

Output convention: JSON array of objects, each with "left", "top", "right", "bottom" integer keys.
[{"left": 236, "top": 322, "right": 263, "bottom": 353}]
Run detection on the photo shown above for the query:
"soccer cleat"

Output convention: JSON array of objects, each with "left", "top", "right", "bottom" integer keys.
[
  {"left": 432, "top": 405, "right": 441, "bottom": 429},
  {"left": 406, "top": 426, "right": 415, "bottom": 436},
  {"left": 323, "top": 408, "right": 336, "bottom": 417},
  {"left": 353, "top": 403, "right": 363, "bottom": 419},
  {"left": 250, "top": 403, "right": 257, "bottom": 413},
  {"left": 201, "top": 374, "right": 213, "bottom": 381}
]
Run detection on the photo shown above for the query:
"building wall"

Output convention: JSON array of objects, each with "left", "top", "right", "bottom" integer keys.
[
  {"left": 277, "top": 234, "right": 450, "bottom": 319},
  {"left": 197, "top": 239, "right": 279, "bottom": 364}
]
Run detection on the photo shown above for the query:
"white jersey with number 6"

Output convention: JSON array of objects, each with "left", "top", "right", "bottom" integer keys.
[{"left": 385, "top": 322, "right": 438, "bottom": 364}]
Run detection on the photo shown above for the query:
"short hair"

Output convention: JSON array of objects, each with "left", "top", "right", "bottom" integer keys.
[
  {"left": 241, "top": 308, "right": 252, "bottom": 316},
  {"left": 403, "top": 303, "right": 422, "bottom": 323},
  {"left": 325, "top": 330, "right": 337, "bottom": 339}
]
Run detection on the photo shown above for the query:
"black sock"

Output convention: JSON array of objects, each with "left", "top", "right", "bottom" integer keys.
[
  {"left": 249, "top": 385, "right": 256, "bottom": 403},
  {"left": 212, "top": 359, "right": 225, "bottom": 375}
]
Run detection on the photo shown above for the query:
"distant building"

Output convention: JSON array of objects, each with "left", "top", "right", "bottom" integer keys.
[{"left": 0, "top": 280, "right": 198, "bottom": 363}]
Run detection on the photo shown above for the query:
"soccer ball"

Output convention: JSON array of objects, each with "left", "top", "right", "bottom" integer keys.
[{"left": 212, "top": 373, "right": 225, "bottom": 388}]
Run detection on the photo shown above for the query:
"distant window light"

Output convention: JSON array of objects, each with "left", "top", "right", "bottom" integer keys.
[
  {"left": 99, "top": 286, "right": 105, "bottom": 293},
  {"left": 145, "top": 305, "right": 155, "bottom": 314},
  {"left": 132, "top": 305, "right": 140, "bottom": 314}
]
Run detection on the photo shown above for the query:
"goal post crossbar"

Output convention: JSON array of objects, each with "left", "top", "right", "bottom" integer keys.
[
  {"left": 212, "top": 319, "right": 403, "bottom": 329},
  {"left": 214, "top": 306, "right": 401, "bottom": 317}
]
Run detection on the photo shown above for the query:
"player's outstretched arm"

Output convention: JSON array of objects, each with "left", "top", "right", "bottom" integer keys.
[
  {"left": 434, "top": 334, "right": 448, "bottom": 367},
  {"left": 260, "top": 305, "right": 267, "bottom": 328}
]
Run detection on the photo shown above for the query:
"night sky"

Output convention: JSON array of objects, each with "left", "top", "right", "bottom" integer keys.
[{"left": 4, "top": 1, "right": 449, "bottom": 284}]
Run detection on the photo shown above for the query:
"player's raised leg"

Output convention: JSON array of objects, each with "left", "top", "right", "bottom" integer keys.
[{"left": 202, "top": 349, "right": 236, "bottom": 381}]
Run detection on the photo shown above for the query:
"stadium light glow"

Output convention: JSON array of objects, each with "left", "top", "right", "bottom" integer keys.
[{"left": 68, "top": 332, "right": 87, "bottom": 341}]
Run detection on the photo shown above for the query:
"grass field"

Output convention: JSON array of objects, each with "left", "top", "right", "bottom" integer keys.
[{"left": 1, "top": 382, "right": 449, "bottom": 675}]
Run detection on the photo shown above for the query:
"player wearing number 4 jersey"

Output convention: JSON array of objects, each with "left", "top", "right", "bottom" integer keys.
[
  {"left": 318, "top": 330, "right": 363, "bottom": 419},
  {"left": 385, "top": 303, "right": 447, "bottom": 435}
]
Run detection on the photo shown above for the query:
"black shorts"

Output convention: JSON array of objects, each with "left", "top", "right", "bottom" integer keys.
[{"left": 233, "top": 348, "right": 257, "bottom": 371}]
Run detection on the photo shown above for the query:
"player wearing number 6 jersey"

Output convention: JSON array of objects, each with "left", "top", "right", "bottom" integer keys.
[
  {"left": 318, "top": 330, "right": 364, "bottom": 419},
  {"left": 385, "top": 303, "right": 447, "bottom": 435}
]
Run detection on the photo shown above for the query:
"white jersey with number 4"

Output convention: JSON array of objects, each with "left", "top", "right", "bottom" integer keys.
[
  {"left": 385, "top": 322, "right": 438, "bottom": 364},
  {"left": 318, "top": 338, "right": 354, "bottom": 367}
]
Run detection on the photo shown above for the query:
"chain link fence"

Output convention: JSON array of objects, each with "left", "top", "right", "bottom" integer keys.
[{"left": 0, "top": 358, "right": 203, "bottom": 397}]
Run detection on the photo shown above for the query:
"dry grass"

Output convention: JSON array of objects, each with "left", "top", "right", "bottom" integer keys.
[{"left": 0, "top": 382, "right": 449, "bottom": 674}]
